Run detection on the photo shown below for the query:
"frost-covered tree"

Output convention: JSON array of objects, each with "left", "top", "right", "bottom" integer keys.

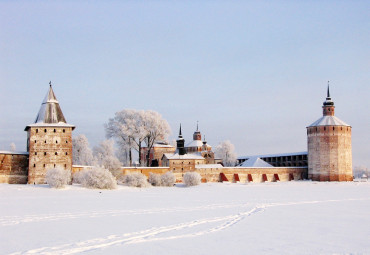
[
  {"left": 72, "top": 134, "right": 94, "bottom": 165},
  {"left": 142, "top": 110, "right": 171, "bottom": 166},
  {"left": 93, "top": 140, "right": 121, "bottom": 171},
  {"left": 183, "top": 172, "right": 201, "bottom": 186},
  {"left": 80, "top": 167, "right": 117, "bottom": 189},
  {"left": 105, "top": 109, "right": 171, "bottom": 166},
  {"left": 215, "top": 140, "right": 237, "bottom": 167},
  {"left": 10, "top": 143, "right": 16, "bottom": 152},
  {"left": 45, "top": 167, "right": 71, "bottom": 188}
]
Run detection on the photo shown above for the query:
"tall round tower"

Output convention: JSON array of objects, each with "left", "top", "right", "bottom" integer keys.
[{"left": 307, "top": 85, "right": 352, "bottom": 181}]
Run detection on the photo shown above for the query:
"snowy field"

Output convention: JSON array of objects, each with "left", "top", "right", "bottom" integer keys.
[{"left": 1, "top": 181, "right": 369, "bottom": 255}]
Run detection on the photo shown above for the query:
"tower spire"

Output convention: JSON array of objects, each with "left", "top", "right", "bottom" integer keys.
[
  {"left": 196, "top": 121, "right": 199, "bottom": 131},
  {"left": 322, "top": 82, "right": 335, "bottom": 116},
  {"left": 179, "top": 123, "right": 182, "bottom": 137}
]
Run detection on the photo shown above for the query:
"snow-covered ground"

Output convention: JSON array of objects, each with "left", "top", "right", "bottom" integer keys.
[{"left": 1, "top": 181, "right": 369, "bottom": 255}]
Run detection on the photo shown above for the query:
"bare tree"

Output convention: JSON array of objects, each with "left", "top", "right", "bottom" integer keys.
[{"left": 215, "top": 140, "right": 237, "bottom": 167}]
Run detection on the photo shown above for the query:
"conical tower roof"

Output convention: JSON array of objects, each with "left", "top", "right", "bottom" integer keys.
[{"left": 25, "top": 83, "right": 75, "bottom": 130}]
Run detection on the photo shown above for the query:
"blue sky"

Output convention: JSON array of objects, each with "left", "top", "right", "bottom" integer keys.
[{"left": 1, "top": 1, "right": 369, "bottom": 168}]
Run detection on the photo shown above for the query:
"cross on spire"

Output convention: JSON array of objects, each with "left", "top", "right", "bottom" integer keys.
[{"left": 49, "top": 81, "right": 52, "bottom": 87}]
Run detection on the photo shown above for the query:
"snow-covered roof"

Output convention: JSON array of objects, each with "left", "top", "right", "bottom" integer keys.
[
  {"left": 239, "top": 157, "right": 273, "bottom": 167},
  {"left": 308, "top": 115, "right": 350, "bottom": 127},
  {"left": 238, "top": 151, "right": 307, "bottom": 160},
  {"left": 26, "top": 123, "right": 75, "bottom": 128},
  {"left": 26, "top": 85, "right": 75, "bottom": 130},
  {"left": 0, "top": 151, "right": 29, "bottom": 155},
  {"left": 196, "top": 164, "right": 223, "bottom": 169},
  {"left": 185, "top": 140, "right": 204, "bottom": 148},
  {"left": 163, "top": 153, "right": 205, "bottom": 160}
]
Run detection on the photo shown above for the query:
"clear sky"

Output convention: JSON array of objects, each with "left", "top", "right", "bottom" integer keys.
[{"left": 1, "top": 1, "right": 369, "bottom": 168}]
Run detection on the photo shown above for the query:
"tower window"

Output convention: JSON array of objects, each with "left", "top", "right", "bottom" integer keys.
[
  {"left": 66, "top": 141, "right": 68, "bottom": 144},
  {"left": 55, "top": 152, "right": 58, "bottom": 155},
  {"left": 54, "top": 164, "right": 56, "bottom": 168},
  {"left": 63, "top": 129, "right": 65, "bottom": 133},
  {"left": 54, "top": 129, "right": 56, "bottom": 133},
  {"left": 333, "top": 127, "right": 335, "bottom": 131},
  {"left": 64, "top": 164, "right": 67, "bottom": 168},
  {"left": 35, "top": 140, "right": 37, "bottom": 143},
  {"left": 56, "top": 140, "right": 58, "bottom": 144},
  {"left": 35, "top": 152, "right": 37, "bottom": 155},
  {"left": 36, "top": 129, "right": 38, "bottom": 133},
  {"left": 43, "top": 164, "right": 45, "bottom": 167},
  {"left": 44, "top": 140, "right": 47, "bottom": 143},
  {"left": 33, "top": 164, "right": 36, "bottom": 167},
  {"left": 44, "top": 152, "right": 47, "bottom": 155},
  {"left": 65, "top": 152, "right": 68, "bottom": 155},
  {"left": 44, "top": 129, "right": 47, "bottom": 133},
  {"left": 324, "top": 127, "right": 326, "bottom": 131}
]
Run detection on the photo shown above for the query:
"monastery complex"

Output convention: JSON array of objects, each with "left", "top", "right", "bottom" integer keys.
[{"left": 0, "top": 83, "right": 353, "bottom": 184}]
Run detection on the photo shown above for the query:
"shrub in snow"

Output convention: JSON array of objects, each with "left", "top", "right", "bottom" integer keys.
[
  {"left": 148, "top": 172, "right": 162, "bottom": 186},
  {"left": 80, "top": 167, "right": 117, "bottom": 189},
  {"left": 46, "top": 168, "right": 71, "bottom": 188},
  {"left": 183, "top": 172, "right": 201, "bottom": 187},
  {"left": 122, "top": 172, "right": 149, "bottom": 188},
  {"left": 161, "top": 171, "right": 176, "bottom": 187},
  {"left": 72, "top": 170, "right": 85, "bottom": 184}
]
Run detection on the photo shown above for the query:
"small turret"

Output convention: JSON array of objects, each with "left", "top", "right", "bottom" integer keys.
[
  {"left": 176, "top": 124, "right": 186, "bottom": 155},
  {"left": 193, "top": 121, "right": 201, "bottom": 141},
  {"left": 323, "top": 82, "right": 335, "bottom": 116}
]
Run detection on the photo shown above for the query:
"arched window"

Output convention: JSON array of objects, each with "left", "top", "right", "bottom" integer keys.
[
  {"left": 55, "top": 152, "right": 58, "bottom": 155},
  {"left": 44, "top": 152, "right": 46, "bottom": 156},
  {"left": 44, "top": 129, "right": 47, "bottom": 133},
  {"left": 53, "top": 129, "right": 56, "bottom": 133}
]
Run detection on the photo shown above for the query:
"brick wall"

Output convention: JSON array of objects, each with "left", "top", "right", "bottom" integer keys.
[
  {"left": 0, "top": 152, "right": 29, "bottom": 184},
  {"left": 307, "top": 125, "right": 352, "bottom": 181},
  {"left": 27, "top": 126, "right": 73, "bottom": 184}
]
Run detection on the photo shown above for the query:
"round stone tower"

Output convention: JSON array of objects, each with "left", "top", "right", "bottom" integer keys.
[
  {"left": 306, "top": 85, "right": 352, "bottom": 181},
  {"left": 25, "top": 83, "right": 75, "bottom": 184}
]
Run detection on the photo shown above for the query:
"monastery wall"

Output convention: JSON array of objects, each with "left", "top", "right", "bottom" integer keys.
[
  {"left": 0, "top": 152, "right": 29, "bottom": 184},
  {"left": 71, "top": 166, "right": 308, "bottom": 183}
]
